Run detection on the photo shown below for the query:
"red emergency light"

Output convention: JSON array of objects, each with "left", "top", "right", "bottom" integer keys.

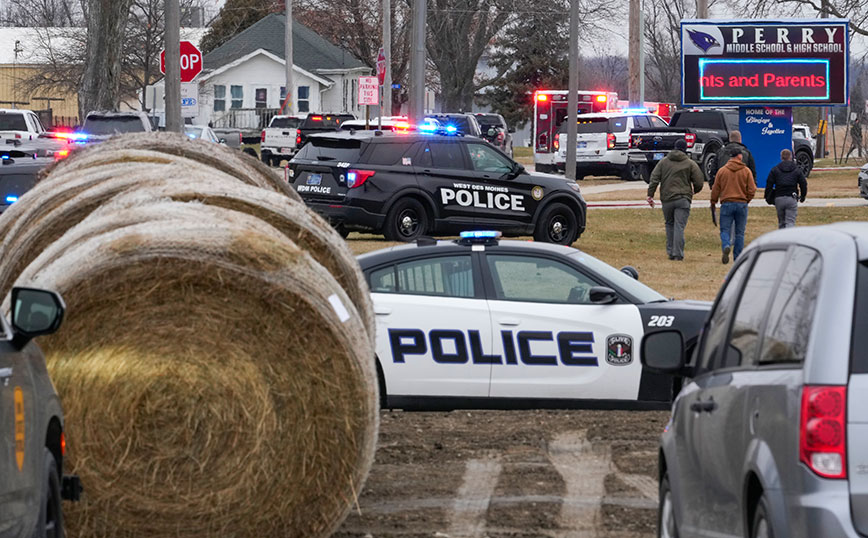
[
  {"left": 595, "top": 95, "right": 607, "bottom": 103},
  {"left": 537, "top": 94, "right": 548, "bottom": 102}
]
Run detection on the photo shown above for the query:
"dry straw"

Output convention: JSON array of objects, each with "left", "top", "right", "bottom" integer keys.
[{"left": 1, "top": 134, "right": 378, "bottom": 537}]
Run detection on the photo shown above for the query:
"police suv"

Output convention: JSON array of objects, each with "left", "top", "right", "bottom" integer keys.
[
  {"left": 1, "top": 287, "right": 80, "bottom": 537},
  {"left": 358, "top": 231, "right": 711, "bottom": 410},
  {"left": 288, "top": 131, "right": 587, "bottom": 244}
]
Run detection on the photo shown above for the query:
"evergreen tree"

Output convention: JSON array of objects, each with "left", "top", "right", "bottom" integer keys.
[
  {"left": 200, "top": 0, "right": 281, "bottom": 53},
  {"left": 480, "top": 2, "right": 569, "bottom": 129}
]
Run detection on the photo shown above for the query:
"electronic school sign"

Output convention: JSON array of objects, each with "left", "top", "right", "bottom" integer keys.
[{"left": 681, "top": 19, "right": 849, "bottom": 106}]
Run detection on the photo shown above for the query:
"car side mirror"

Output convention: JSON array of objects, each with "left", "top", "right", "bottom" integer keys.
[
  {"left": 589, "top": 286, "right": 618, "bottom": 304},
  {"left": 641, "top": 329, "right": 686, "bottom": 374},
  {"left": 509, "top": 162, "right": 525, "bottom": 178},
  {"left": 10, "top": 287, "right": 65, "bottom": 349}
]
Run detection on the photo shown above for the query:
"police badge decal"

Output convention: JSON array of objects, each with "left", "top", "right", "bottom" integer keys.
[{"left": 606, "top": 334, "right": 633, "bottom": 366}]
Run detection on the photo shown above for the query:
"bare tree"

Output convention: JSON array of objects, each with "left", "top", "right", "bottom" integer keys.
[
  {"left": 732, "top": 0, "right": 868, "bottom": 37},
  {"left": 3, "top": 0, "right": 84, "bottom": 27}
]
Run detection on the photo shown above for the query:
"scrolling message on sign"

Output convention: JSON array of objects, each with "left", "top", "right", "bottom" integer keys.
[{"left": 699, "top": 59, "right": 829, "bottom": 101}]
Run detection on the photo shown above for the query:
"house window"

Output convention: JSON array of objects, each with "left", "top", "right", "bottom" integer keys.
[
  {"left": 213, "top": 85, "right": 226, "bottom": 112},
  {"left": 280, "top": 86, "right": 287, "bottom": 102},
  {"left": 255, "top": 88, "right": 267, "bottom": 109},
  {"left": 298, "top": 86, "right": 310, "bottom": 113},
  {"left": 230, "top": 85, "right": 243, "bottom": 109}
]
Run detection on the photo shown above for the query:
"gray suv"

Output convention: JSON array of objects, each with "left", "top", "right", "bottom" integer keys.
[
  {"left": 1, "top": 287, "right": 79, "bottom": 537},
  {"left": 642, "top": 223, "right": 868, "bottom": 538}
]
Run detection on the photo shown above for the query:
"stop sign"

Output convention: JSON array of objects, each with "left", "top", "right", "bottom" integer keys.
[
  {"left": 160, "top": 41, "right": 203, "bottom": 83},
  {"left": 376, "top": 48, "right": 386, "bottom": 85}
]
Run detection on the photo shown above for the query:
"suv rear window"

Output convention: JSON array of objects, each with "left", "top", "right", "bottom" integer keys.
[
  {"left": 83, "top": 115, "right": 147, "bottom": 135},
  {"left": 294, "top": 137, "right": 364, "bottom": 162},
  {"left": 475, "top": 114, "right": 502, "bottom": 128},
  {"left": 558, "top": 117, "right": 626, "bottom": 134},
  {"left": 300, "top": 115, "right": 347, "bottom": 129},
  {"left": 0, "top": 114, "right": 27, "bottom": 131},
  {"left": 851, "top": 262, "right": 868, "bottom": 373},
  {"left": 270, "top": 117, "right": 301, "bottom": 129}
]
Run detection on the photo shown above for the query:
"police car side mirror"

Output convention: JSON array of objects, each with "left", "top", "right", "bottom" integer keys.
[
  {"left": 641, "top": 330, "right": 685, "bottom": 374},
  {"left": 10, "top": 287, "right": 65, "bottom": 350},
  {"left": 509, "top": 162, "right": 525, "bottom": 178},
  {"left": 589, "top": 286, "right": 618, "bottom": 304}
]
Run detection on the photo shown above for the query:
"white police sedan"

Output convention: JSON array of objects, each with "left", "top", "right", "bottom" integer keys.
[{"left": 358, "top": 231, "right": 711, "bottom": 410}]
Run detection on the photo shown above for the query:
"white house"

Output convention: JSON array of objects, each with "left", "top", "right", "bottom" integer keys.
[{"left": 147, "top": 14, "right": 371, "bottom": 128}]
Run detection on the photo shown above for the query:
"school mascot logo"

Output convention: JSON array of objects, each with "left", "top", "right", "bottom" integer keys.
[
  {"left": 606, "top": 334, "right": 633, "bottom": 366},
  {"left": 687, "top": 29, "right": 721, "bottom": 53}
]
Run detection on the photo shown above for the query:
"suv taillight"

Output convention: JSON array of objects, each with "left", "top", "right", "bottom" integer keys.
[
  {"left": 607, "top": 133, "right": 616, "bottom": 150},
  {"left": 685, "top": 133, "right": 696, "bottom": 148},
  {"left": 296, "top": 133, "right": 302, "bottom": 147},
  {"left": 553, "top": 137, "right": 559, "bottom": 151},
  {"left": 346, "top": 169, "right": 375, "bottom": 188},
  {"left": 260, "top": 130, "right": 266, "bottom": 143},
  {"left": 800, "top": 385, "right": 847, "bottom": 479}
]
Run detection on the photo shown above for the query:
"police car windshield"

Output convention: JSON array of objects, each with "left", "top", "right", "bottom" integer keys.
[
  {"left": 568, "top": 251, "right": 667, "bottom": 303},
  {"left": 295, "top": 137, "right": 363, "bottom": 162}
]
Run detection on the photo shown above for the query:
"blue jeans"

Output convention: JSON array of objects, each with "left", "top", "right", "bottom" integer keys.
[{"left": 719, "top": 202, "right": 748, "bottom": 259}]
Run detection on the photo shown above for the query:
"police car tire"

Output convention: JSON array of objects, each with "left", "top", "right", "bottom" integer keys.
[
  {"left": 384, "top": 198, "right": 429, "bottom": 242},
  {"left": 533, "top": 202, "right": 578, "bottom": 245},
  {"left": 33, "top": 448, "right": 63, "bottom": 538}
]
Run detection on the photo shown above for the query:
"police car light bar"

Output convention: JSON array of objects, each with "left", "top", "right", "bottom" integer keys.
[
  {"left": 418, "top": 122, "right": 438, "bottom": 132},
  {"left": 445, "top": 125, "right": 458, "bottom": 134},
  {"left": 458, "top": 230, "right": 502, "bottom": 246},
  {"left": 5, "top": 195, "right": 18, "bottom": 203},
  {"left": 621, "top": 107, "right": 648, "bottom": 114}
]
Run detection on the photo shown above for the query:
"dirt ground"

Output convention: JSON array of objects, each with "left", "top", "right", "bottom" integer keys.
[{"left": 335, "top": 410, "right": 668, "bottom": 538}]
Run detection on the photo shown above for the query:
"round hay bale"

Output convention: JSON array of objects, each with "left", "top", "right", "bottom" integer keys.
[
  {"left": 0, "top": 169, "right": 373, "bottom": 336},
  {"left": 18, "top": 203, "right": 377, "bottom": 537},
  {"left": 40, "top": 132, "right": 299, "bottom": 201}
]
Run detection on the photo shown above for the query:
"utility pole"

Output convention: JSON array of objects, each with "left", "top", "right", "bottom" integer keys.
[
  {"left": 165, "top": 0, "right": 181, "bottom": 132},
  {"left": 565, "top": 0, "right": 579, "bottom": 181},
  {"left": 628, "top": 0, "right": 640, "bottom": 107},
  {"left": 285, "top": 0, "right": 294, "bottom": 115},
  {"left": 639, "top": 2, "right": 645, "bottom": 105},
  {"left": 408, "top": 0, "right": 426, "bottom": 124},
  {"left": 816, "top": 1, "right": 828, "bottom": 159},
  {"left": 696, "top": 0, "right": 708, "bottom": 18},
  {"left": 382, "top": 0, "right": 392, "bottom": 117}
]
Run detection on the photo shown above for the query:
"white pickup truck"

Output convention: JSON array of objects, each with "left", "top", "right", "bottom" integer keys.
[
  {"left": 260, "top": 115, "right": 302, "bottom": 167},
  {"left": 0, "top": 109, "right": 46, "bottom": 142}
]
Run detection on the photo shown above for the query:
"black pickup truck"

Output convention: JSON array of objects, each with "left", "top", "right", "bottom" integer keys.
[
  {"left": 628, "top": 108, "right": 814, "bottom": 181},
  {"left": 295, "top": 113, "right": 355, "bottom": 149}
]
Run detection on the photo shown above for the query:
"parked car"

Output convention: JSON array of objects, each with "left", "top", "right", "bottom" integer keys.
[
  {"left": 289, "top": 130, "right": 587, "bottom": 244},
  {"left": 425, "top": 113, "right": 483, "bottom": 137},
  {"left": 211, "top": 127, "right": 243, "bottom": 149},
  {"left": 793, "top": 122, "right": 817, "bottom": 155},
  {"left": 293, "top": 113, "right": 355, "bottom": 155},
  {"left": 1, "top": 287, "right": 81, "bottom": 537},
  {"left": 474, "top": 113, "right": 514, "bottom": 158},
  {"left": 557, "top": 112, "right": 668, "bottom": 181},
  {"left": 78, "top": 111, "right": 154, "bottom": 142},
  {"left": 859, "top": 163, "right": 868, "bottom": 200},
  {"left": 184, "top": 125, "right": 221, "bottom": 144},
  {"left": 0, "top": 109, "right": 46, "bottom": 143},
  {"left": 643, "top": 223, "right": 868, "bottom": 538},
  {"left": 260, "top": 115, "right": 302, "bottom": 166},
  {"left": 359, "top": 231, "right": 710, "bottom": 410},
  {"left": 0, "top": 139, "right": 74, "bottom": 213}
]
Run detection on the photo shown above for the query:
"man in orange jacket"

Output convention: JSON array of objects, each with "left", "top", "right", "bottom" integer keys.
[{"left": 711, "top": 147, "right": 756, "bottom": 264}]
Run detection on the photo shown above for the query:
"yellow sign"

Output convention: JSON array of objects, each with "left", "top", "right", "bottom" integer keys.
[
  {"left": 14, "top": 387, "right": 24, "bottom": 471},
  {"left": 817, "top": 119, "right": 828, "bottom": 136}
]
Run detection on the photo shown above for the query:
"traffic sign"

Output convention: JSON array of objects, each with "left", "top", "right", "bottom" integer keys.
[
  {"left": 160, "top": 41, "right": 203, "bottom": 83},
  {"left": 358, "top": 76, "right": 379, "bottom": 106},
  {"left": 376, "top": 48, "right": 387, "bottom": 85}
]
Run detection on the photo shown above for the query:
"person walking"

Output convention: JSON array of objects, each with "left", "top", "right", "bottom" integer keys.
[
  {"left": 715, "top": 130, "right": 757, "bottom": 185},
  {"left": 765, "top": 149, "right": 807, "bottom": 229},
  {"left": 711, "top": 147, "right": 756, "bottom": 264},
  {"left": 646, "top": 139, "right": 704, "bottom": 261}
]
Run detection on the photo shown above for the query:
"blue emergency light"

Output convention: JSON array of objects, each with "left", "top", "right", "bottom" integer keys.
[
  {"left": 445, "top": 125, "right": 458, "bottom": 134},
  {"left": 1, "top": 155, "right": 9, "bottom": 160},
  {"left": 5, "top": 195, "right": 18, "bottom": 203},
  {"left": 458, "top": 230, "right": 502, "bottom": 246},
  {"left": 621, "top": 107, "right": 648, "bottom": 114},
  {"left": 418, "top": 122, "right": 437, "bottom": 132}
]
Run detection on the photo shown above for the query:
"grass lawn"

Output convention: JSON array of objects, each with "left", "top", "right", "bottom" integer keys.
[
  {"left": 583, "top": 167, "right": 862, "bottom": 202},
  {"left": 345, "top": 206, "right": 867, "bottom": 302}
]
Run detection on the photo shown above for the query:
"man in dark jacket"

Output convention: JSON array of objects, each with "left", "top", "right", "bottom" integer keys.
[
  {"left": 765, "top": 149, "right": 807, "bottom": 228},
  {"left": 646, "top": 139, "right": 704, "bottom": 260},
  {"left": 715, "top": 130, "right": 756, "bottom": 184}
]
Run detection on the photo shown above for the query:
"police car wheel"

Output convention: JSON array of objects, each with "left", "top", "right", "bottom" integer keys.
[
  {"left": 33, "top": 448, "right": 63, "bottom": 538},
  {"left": 384, "top": 198, "right": 428, "bottom": 242},
  {"left": 795, "top": 150, "right": 813, "bottom": 177},
  {"left": 534, "top": 203, "right": 577, "bottom": 245}
]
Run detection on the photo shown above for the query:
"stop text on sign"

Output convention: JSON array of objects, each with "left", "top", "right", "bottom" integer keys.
[{"left": 698, "top": 59, "right": 829, "bottom": 102}]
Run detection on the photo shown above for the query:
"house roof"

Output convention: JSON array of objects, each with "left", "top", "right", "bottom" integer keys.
[{"left": 203, "top": 14, "right": 367, "bottom": 74}]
